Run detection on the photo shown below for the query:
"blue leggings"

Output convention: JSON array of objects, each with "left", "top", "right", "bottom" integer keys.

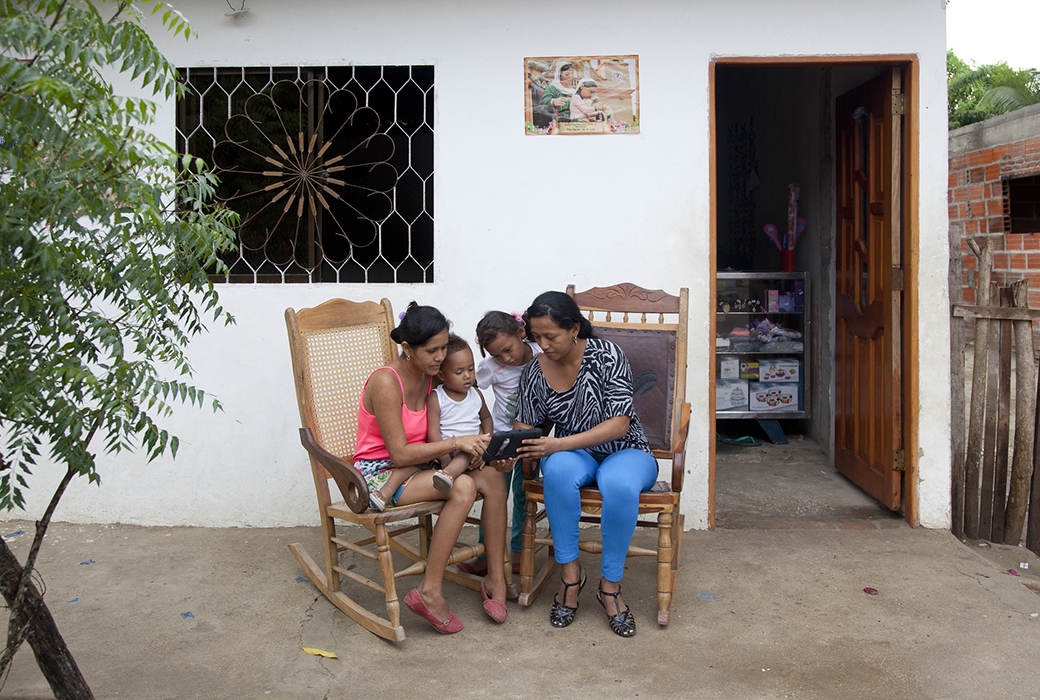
[{"left": 542, "top": 449, "right": 658, "bottom": 582}]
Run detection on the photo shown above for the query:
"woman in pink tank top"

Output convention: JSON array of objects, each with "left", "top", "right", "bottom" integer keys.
[{"left": 357, "top": 302, "right": 510, "bottom": 632}]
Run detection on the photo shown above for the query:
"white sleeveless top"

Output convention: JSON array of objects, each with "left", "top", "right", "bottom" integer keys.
[{"left": 434, "top": 385, "right": 482, "bottom": 437}]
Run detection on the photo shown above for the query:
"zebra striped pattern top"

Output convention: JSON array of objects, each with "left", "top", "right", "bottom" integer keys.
[{"left": 516, "top": 337, "right": 652, "bottom": 462}]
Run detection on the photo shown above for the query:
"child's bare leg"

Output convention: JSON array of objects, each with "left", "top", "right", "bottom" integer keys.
[
  {"left": 370, "top": 466, "right": 419, "bottom": 510},
  {"left": 433, "top": 454, "right": 469, "bottom": 493}
]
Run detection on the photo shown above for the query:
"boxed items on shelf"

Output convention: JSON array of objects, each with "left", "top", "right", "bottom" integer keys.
[
  {"left": 716, "top": 271, "right": 810, "bottom": 420},
  {"left": 748, "top": 381, "right": 799, "bottom": 412},
  {"left": 719, "top": 357, "right": 739, "bottom": 378},
  {"left": 729, "top": 337, "right": 763, "bottom": 352},
  {"left": 716, "top": 379, "right": 749, "bottom": 411},
  {"left": 759, "top": 359, "right": 800, "bottom": 382}
]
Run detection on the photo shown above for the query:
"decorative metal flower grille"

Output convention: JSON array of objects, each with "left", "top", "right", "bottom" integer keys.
[{"left": 176, "top": 66, "right": 434, "bottom": 283}]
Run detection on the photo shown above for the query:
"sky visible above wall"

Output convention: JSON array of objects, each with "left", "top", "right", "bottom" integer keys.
[{"left": 947, "top": 0, "right": 1040, "bottom": 70}]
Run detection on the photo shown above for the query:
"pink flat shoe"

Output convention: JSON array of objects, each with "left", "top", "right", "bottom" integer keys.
[
  {"left": 404, "top": 589, "right": 463, "bottom": 634},
  {"left": 480, "top": 580, "right": 507, "bottom": 623}
]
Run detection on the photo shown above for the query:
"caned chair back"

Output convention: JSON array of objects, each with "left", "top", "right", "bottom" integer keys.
[
  {"left": 286, "top": 298, "right": 397, "bottom": 464},
  {"left": 519, "top": 284, "right": 690, "bottom": 624},
  {"left": 284, "top": 298, "right": 496, "bottom": 642},
  {"left": 566, "top": 283, "right": 689, "bottom": 459}
]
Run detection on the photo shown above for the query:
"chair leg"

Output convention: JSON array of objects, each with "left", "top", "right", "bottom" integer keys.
[
  {"left": 518, "top": 497, "right": 556, "bottom": 607},
  {"left": 519, "top": 497, "right": 537, "bottom": 603},
  {"left": 375, "top": 523, "right": 401, "bottom": 630},
  {"left": 320, "top": 512, "right": 340, "bottom": 593},
  {"left": 672, "top": 512, "right": 684, "bottom": 575},
  {"left": 288, "top": 543, "right": 406, "bottom": 643},
  {"left": 656, "top": 510, "right": 674, "bottom": 626}
]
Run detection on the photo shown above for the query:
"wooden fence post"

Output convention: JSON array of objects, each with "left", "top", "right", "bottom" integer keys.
[
  {"left": 963, "top": 238, "right": 994, "bottom": 540},
  {"left": 980, "top": 283, "right": 1006, "bottom": 539},
  {"left": 988, "top": 287, "right": 1013, "bottom": 541},
  {"left": 1003, "top": 279, "right": 1037, "bottom": 545},
  {"left": 1029, "top": 363, "right": 1040, "bottom": 555}
]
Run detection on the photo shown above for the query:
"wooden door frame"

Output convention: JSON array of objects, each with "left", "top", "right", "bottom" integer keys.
[{"left": 708, "top": 55, "right": 920, "bottom": 529}]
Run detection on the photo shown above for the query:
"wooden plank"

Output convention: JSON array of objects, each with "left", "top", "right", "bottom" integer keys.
[
  {"left": 1004, "top": 280, "right": 1037, "bottom": 544},
  {"left": 950, "top": 245, "right": 966, "bottom": 538},
  {"left": 979, "top": 286, "right": 1002, "bottom": 540},
  {"left": 1028, "top": 363, "right": 1040, "bottom": 555},
  {"left": 951, "top": 330, "right": 967, "bottom": 539},
  {"left": 963, "top": 238, "right": 994, "bottom": 540},
  {"left": 989, "top": 287, "right": 1013, "bottom": 542},
  {"left": 903, "top": 56, "right": 921, "bottom": 528},
  {"left": 952, "top": 287, "right": 965, "bottom": 536},
  {"left": 888, "top": 66, "right": 907, "bottom": 525},
  {"left": 952, "top": 304, "right": 1040, "bottom": 321}
]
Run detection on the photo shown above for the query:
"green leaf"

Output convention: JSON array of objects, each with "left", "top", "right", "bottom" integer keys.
[{"left": 0, "top": 0, "right": 234, "bottom": 501}]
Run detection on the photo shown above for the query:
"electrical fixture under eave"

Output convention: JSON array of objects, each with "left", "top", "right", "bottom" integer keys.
[{"left": 224, "top": 0, "right": 249, "bottom": 18}]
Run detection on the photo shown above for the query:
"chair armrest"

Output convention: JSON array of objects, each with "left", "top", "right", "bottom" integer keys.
[
  {"left": 299, "top": 427, "right": 370, "bottom": 514},
  {"left": 669, "top": 403, "right": 691, "bottom": 493}
]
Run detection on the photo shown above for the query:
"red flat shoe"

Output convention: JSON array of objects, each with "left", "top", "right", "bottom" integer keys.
[
  {"left": 404, "top": 589, "right": 463, "bottom": 634},
  {"left": 481, "top": 580, "right": 507, "bottom": 623}
]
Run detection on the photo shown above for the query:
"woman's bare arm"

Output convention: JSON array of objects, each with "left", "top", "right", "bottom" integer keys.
[{"left": 365, "top": 369, "right": 489, "bottom": 466}]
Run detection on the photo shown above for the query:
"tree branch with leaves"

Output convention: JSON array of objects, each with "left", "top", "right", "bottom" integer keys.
[
  {"left": 948, "top": 49, "right": 1040, "bottom": 129},
  {"left": 0, "top": 2, "right": 237, "bottom": 696}
]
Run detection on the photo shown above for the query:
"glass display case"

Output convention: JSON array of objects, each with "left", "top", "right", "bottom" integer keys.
[{"left": 716, "top": 272, "right": 810, "bottom": 420}]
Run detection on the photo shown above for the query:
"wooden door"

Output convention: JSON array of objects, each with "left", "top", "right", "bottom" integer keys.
[{"left": 834, "top": 68, "right": 904, "bottom": 510}]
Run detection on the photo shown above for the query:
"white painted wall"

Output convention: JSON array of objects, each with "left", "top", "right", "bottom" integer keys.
[{"left": 10, "top": 0, "right": 951, "bottom": 529}]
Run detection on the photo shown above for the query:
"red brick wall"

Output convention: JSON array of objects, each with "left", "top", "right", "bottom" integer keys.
[{"left": 950, "top": 137, "right": 1040, "bottom": 339}]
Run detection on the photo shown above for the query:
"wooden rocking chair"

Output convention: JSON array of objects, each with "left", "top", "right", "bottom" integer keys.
[
  {"left": 285, "top": 298, "right": 494, "bottom": 642},
  {"left": 518, "top": 283, "right": 690, "bottom": 625}
]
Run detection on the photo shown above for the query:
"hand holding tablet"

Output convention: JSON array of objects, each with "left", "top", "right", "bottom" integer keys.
[{"left": 481, "top": 428, "right": 542, "bottom": 462}]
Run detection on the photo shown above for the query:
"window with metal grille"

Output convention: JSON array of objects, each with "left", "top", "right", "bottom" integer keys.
[
  {"left": 1003, "top": 174, "right": 1040, "bottom": 235},
  {"left": 176, "top": 66, "right": 434, "bottom": 283}
]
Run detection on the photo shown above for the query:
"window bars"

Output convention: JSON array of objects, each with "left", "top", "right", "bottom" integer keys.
[{"left": 177, "top": 66, "right": 434, "bottom": 283}]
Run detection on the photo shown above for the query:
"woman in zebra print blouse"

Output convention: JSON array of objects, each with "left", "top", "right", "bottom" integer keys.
[{"left": 512, "top": 291, "right": 658, "bottom": 638}]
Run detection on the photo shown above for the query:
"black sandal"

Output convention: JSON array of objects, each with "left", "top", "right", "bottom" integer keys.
[
  {"left": 549, "top": 569, "right": 587, "bottom": 628},
  {"left": 597, "top": 584, "right": 636, "bottom": 638}
]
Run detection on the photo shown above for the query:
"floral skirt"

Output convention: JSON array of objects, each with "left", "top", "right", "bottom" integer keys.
[{"left": 355, "top": 458, "right": 436, "bottom": 508}]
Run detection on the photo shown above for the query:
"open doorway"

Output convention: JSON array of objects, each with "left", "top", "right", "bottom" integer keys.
[{"left": 709, "top": 58, "right": 919, "bottom": 528}]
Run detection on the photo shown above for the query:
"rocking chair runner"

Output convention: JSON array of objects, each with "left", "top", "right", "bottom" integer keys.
[
  {"left": 285, "top": 297, "right": 499, "bottom": 642},
  {"left": 518, "top": 283, "right": 690, "bottom": 625}
]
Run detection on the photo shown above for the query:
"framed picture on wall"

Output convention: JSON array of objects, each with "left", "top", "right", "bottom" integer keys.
[{"left": 525, "top": 55, "right": 639, "bottom": 135}]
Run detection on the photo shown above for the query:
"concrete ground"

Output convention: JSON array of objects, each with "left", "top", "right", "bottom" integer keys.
[
  {"left": 714, "top": 427, "right": 902, "bottom": 527},
  {"left": 3, "top": 515, "right": 1040, "bottom": 700},
  {"left": 4, "top": 436, "right": 1040, "bottom": 699}
]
